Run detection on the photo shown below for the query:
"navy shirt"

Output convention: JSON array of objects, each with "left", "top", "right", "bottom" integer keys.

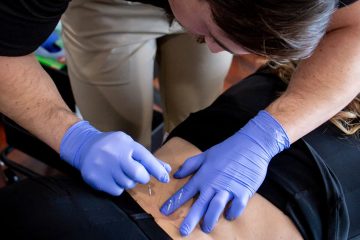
[
  {"left": 0, "top": 0, "right": 70, "bottom": 56},
  {"left": 0, "top": 0, "right": 357, "bottom": 56}
]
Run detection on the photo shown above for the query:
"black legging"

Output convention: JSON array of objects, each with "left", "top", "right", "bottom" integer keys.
[{"left": 0, "top": 177, "right": 170, "bottom": 240}]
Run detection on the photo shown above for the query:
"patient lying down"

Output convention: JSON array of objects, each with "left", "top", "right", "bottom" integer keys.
[{"left": 0, "top": 70, "right": 355, "bottom": 239}]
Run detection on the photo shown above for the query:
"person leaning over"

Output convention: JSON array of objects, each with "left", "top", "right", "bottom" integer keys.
[{"left": 158, "top": 0, "right": 360, "bottom": 236}]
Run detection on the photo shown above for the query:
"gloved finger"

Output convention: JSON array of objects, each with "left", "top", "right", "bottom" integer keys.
[
  {"left": 225, "top": 195, "right": 249, "bottom": 221},
  {"left": 202, "top": 191, "right": 231, "bottom": 233},
  {"left": 179, "top": 188, "right": 215, "bottom": 237},
  {"left": 105, "top": 186, "right": 124, "bottom": 196},
  {"left": 122, "top": 158, "right": 150, "bottom": 185},
  {"left": 158, "top": 159, "right": 172, "bottom": 173},
  {"left": 173, "top": 154, "right": 205, "bottom": 179},
  {"left": 160, "top": 177, "right": 198, "bottom": 216},
  {"left": 132, "top": 143, "right": 170, "bottom": 183},
  {"left": 106, "top": 186, "right": 124, "bottom": 196},
  {"left": 112, "top": 170, "right": 137, "bottom": 189},
  {"left": 81, "top": 171, "right": 125, "bottom": 196}
]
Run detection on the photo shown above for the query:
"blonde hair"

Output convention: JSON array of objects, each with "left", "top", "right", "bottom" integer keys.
[{"left": 268, "top": 60, "right": 360, "bottom": 136}]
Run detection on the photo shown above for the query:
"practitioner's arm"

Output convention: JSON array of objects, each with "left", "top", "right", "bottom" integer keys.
[
  {"left": 0, "top": 54, "right": 78, "bottom": 151},
  {"left": 0, "top": 54, "right": 170, "bottom": 196},
  {"left": 267, "top": 2, "right": 360, "bottom": 142}
]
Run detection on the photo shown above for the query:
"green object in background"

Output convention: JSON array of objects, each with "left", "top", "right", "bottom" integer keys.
[
  {"left": 35, "top": 21, "right": 66, "bottom": 71},
  {"left": 36, "top": 55, "right": 65, "bottom": 70}
]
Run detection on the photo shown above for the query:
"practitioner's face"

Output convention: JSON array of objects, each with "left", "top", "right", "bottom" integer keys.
[{"left": 168, "top": 0, "right": 250, "bottom": 55}]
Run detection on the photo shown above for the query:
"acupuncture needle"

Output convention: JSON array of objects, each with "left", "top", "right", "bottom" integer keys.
[{"left": 148, "top": 184, "right": 152, "bottom": 196}]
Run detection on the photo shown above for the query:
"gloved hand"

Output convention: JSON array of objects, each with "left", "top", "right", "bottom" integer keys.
[
  {"left": 60, "top": 120, "right": 171, "bottom": 196},
  {"left": 160, "top": 110, "right": 290, "bottom": 236}
]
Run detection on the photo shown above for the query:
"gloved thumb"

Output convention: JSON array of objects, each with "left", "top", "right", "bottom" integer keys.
[
  {"left": 158, "top": 159, "right": 172, "bottom": 173},
  {"left": 174, "top": 153, "right": 205, "bottom": 179}
]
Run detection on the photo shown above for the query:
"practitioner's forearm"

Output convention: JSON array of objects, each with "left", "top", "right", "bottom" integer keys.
[
  {"left": 0, "top": 54, "right": 80, "bottom": 152},
  {"left": 267, "top": 3, "right": 360, "bottom": 142}
]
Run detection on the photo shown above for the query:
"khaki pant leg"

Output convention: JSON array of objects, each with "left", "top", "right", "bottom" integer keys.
[
  {"left": 61, "top": 0, "right": 232, "bottom": 145},
  {"left": 63, "top": 42, "right": 156, "bottom": 148},
  {"left": 158, "top": 34, "right": 233, "bottom": 132},
  {"left": 61, "top": 0, "right": 173, "bottom": 148}
]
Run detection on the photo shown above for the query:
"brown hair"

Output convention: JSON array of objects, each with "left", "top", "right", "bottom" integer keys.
[
  {"left": 269, "top": 61, "right": 360, "bottom": 136},
  {"left": 206, "top": 0, "right": 338, "bottom": 61}
]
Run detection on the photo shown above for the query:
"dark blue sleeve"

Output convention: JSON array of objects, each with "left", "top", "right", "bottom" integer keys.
[{"left": 0, "top": 0, "right": 69, "bottom": 56}]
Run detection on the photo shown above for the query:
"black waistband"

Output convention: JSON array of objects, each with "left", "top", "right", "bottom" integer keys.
[{"left": 111, "top": 191, "right": 172, "bottom": 240}]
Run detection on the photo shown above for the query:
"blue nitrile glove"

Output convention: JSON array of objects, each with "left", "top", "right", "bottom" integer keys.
[
  {"left": 160, "top": 110, "right": 290, "bottom": 236},
  {"left": 60, "top": 121, "right": 171, "bottom": 196}
]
